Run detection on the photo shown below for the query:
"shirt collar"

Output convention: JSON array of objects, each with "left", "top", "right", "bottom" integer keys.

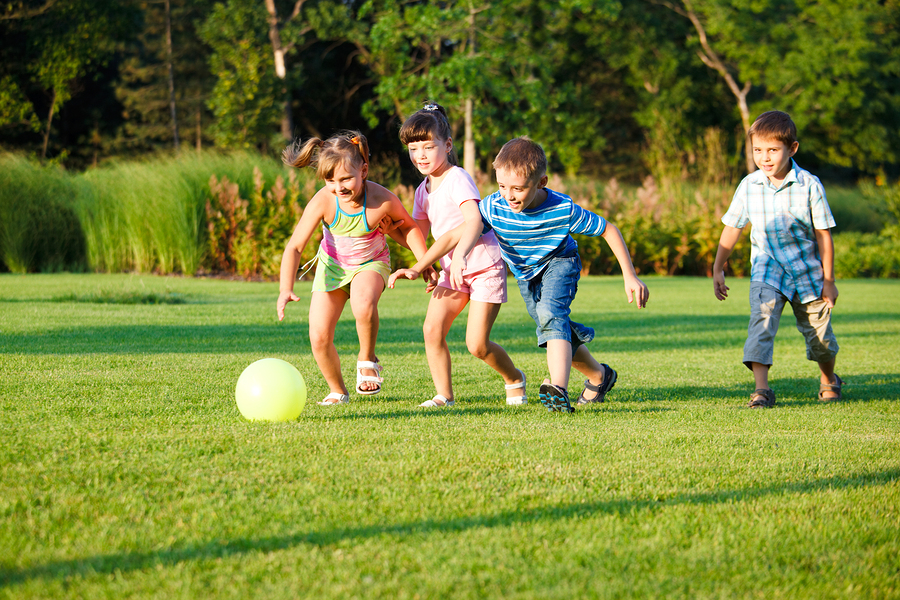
[{"left": 749, "top": 158, "right": 799, "bottom": 189}]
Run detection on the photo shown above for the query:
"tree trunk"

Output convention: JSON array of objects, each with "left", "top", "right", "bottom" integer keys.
[
  {"left": 41, "top": 89, "right": 55, "bottom": 161},
  {"left": 165, "top": 0, "right": 180, "bottom": 150},
  {"left": 264, "top": 0, "right": 293, "bottom": 141},
  {"left": 463, "top": 5, "right": 477, "bottom": 176},
  {"left": 664, "top": 0, "right": 757, "bottom": 173}
]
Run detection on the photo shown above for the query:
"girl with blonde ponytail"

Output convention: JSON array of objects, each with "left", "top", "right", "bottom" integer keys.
[{"left": 277, "top": 131, "right": 433, "bottom": 405}]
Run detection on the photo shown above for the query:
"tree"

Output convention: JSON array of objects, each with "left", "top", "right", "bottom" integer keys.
[
  {"left": 199, "top": 0, "right": 282, "bottom": 149},
  {"left": 0, "top": 0, "right": 134, "bottom": 162},
  {"left": 116, "top": 0, "right": 216, "bottom": 154}
]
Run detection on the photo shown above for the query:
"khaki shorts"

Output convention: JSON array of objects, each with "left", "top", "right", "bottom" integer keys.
[{"left": 743, "top": 282, "right": 839, "bottom": 368}]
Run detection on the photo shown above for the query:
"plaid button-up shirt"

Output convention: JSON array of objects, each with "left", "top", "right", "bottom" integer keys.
[{"left": 722, "top": 160, "right": 836, "bottom": 303}]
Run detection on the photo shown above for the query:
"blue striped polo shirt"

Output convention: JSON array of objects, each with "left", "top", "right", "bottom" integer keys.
[
  {"left": 722, "top": 160, "right": 836, "bottom": 303},
  {"left": 479, "top": 188, "right": 607, "bottom": 281}
]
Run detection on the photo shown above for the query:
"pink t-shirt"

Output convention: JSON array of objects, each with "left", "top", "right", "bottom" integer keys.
[{"left": 412, "top": 166, "right": 503, "bottom": 273}]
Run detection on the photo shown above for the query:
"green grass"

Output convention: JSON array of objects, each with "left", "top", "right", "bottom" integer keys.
[{"left": 1, "top": 274, "right": 898, "bottom": 599}]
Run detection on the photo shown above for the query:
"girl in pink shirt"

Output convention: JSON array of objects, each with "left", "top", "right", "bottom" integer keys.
[{"left": 396, "top": 103, "right": 525, "bottom": 408}]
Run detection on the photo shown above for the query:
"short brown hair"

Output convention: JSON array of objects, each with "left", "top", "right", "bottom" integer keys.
[
  {"left": 492, "top": 137, "right": 547, "bottom": 184},
  {"left": 748, "top": 111, "right": 797, "bottom": 146}
]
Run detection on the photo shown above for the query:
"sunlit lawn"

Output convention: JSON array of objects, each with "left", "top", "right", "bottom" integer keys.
[{"left": 1, "top": 273, "right": 898, "bottom": 599}]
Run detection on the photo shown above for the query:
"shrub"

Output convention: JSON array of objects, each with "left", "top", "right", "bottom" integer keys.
[
  {"left": 0, "top": 154, "right": 86, "bottom": 273},
  {"left": 834, "top": 230, "right": 900, "bottom": 278}
]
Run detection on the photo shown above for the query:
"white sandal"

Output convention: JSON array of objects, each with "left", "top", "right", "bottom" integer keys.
[
  {"left": 317, "top": 392, "right": 349, "bottom": 406},
  {"left": 505, "top": 369, "right": 527, "bottom": 405},
  {"left": 419, "top": 394, "right": 454, "bottom": 408},
  {"left": 355, "top": 360, "right": 383, "bottom": 395}
]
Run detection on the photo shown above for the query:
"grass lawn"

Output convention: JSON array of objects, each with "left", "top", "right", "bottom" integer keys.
[{"left": 1, "top": 273, "right": 898, "bottom": 599}]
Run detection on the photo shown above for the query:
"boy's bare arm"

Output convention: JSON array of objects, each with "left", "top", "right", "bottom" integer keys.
[
  {"left": 815, "top": 228, "right": 838, "bottom": 308},
  {"left": 601, "top": 222, "right": 649, "bottom": 308},
  {"left": 713, "top": 225, "right": 744, "bottom": 301}
]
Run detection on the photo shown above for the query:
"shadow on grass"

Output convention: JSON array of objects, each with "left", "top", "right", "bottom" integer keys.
[
  {"left": 3, "top": 467, "right": 898, "bottom": 588},
  {"left": 629, "top": 373, "right": 900, "bottom": 405},
  {"left": 3, "top": 309, "right": 898, "bottom": 355}
]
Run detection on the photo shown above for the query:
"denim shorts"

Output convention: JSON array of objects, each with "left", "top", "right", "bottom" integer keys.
[
  {"left": 517, "top": 250, "right": 595, "bottom": 350},
  {"left": 743, "top": 281, "right": 839, "bottom": 367}
]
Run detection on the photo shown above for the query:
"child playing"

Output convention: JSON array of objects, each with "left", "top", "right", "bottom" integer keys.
[
  {"left": 713, "top": 110, "right": 841, "bottom": 408},
  {"left": 390, "top": 137, "right": 649, "bottom": 413},
  {"left": 277, "top": 131, "right": 432, "bottom": 406},
  {"left": 398, "top": 102, "right": 525, "bottom": 408}
]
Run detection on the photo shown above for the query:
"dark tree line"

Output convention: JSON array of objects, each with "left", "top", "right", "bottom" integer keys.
[{"left": 1, "top": 0, "right": 898, "bottom": 181}]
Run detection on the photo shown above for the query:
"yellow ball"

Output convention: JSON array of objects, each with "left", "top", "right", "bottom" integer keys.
[{"left": 235, "top": 358, "right": 306, "bottom": 421}]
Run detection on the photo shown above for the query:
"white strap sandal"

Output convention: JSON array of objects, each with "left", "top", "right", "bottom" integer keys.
[
  {"left": 355, "top": 360, "right": 383, "bottom": 395},
  {"left": 505, "top": 369, "right": 527, "bottom": 405},
  {"left": 419, "top": 395, "right": 454, "bottom": 408},
  {"left": 317, "top": 392, "right": 349, "bottom": 406}
]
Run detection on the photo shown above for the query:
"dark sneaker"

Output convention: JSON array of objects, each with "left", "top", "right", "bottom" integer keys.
[{"left": 539, "top": 383, "right": 575, "bottom": 413}]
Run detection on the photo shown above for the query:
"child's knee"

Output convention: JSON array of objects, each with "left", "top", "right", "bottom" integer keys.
[
  {"left": 309, "top": 327, "right": 333, "bottom": 350},
  {"left": 422, "top": 320, "right": 444, "bottom": 346},
  {"left": 466, "top": 338, "right": 490, "bottom": 360}
]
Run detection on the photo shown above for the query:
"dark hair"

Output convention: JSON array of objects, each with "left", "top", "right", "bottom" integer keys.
[
  {"left": 493, "top": 137, "right": 547, "bottom": 184},
  {"left": 398, "top": 102, "right": 459, "bottom": 167},
  {"left": 282, "top": 130, "right": 369, "bottom": 180},
  {"left": 748, "top": 110, "right": 797, "bottom": 146}
]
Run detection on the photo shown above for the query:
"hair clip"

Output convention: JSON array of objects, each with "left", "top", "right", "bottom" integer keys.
[
  {"left": 422, "top": 103, "right": 439, "bottom": 112},
  {"left": 351, "top": 136, "right": 361, "bottom": 144}
]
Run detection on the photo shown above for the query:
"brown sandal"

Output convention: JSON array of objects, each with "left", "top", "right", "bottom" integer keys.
[
  {"left": 748, "top": 388, "right": 776, "bottom": 408},
  {"left": 818, "top": 375, "right": 843, "bottom": 402}
]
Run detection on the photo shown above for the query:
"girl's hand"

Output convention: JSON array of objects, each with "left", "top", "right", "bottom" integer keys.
[
  {"left": 388, "top": 268, "right": 421, "bottom": 289},
  {"left": 277, "top": 290, "right": 300, "bottom": 321},
  {"left": 450, "top": 255, "right": 467, "bottom": 289},
  {"left": 377, "top": 214, "right": 404, "bottom": 236},
  {"left": 623, "top": 274, "right": 649, "bottom": 308},
  {"left": 422, "top": 266, "right": 438, "bottom": 293}
]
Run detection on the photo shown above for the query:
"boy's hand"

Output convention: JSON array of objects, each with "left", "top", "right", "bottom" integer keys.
[
  {"left": 713, "top": 271, "right": 729, "bottom": 301},
  {"left": 624, "top": 274, "right": 649, "bottom": 308},
  {"left": 377, "top": 215, "right": 404, "bottom": 236},
  {"left": 822, "top": 280, "right": 839, "bottom": 308},
  {"left": 449, "top": 255, "right": 467, "bottom": 289},
  {"left": 277, "top": 290, "right": 300, "bottom": 321},
  {"left": 388, "top": 268, "right": 421, "bottom": 289}
]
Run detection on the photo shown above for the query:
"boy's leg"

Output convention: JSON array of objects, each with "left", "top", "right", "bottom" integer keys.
[
  {"left": 790, "top": 296, "right": 841, "bottom": 399},
  {"left": 466, "top": 300, "right": 525, "bottom": 400},
  {"left": 546, "top": 339, "right": 573, "bottom": 390},
  {"left": 349, "top": 270, "right": 386, "bottom": 392},
  {"left": 308, "top": 290, "right": 351, "bottom": 395},
  {"left": 744, "top": 283, "right": 786, "bottom": 407},
  {"left": 423, "top": 287, "right": 470, "bottom": 401},
  {"left": 571, "top": 344, "right": 615, "bottom": 402}
]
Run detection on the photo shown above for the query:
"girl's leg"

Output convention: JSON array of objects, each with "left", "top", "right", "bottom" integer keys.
[
  {"left": 308, "top": 290, "right": 350, "bottom": 395},
  {"left": 423, "top": 287, "right": 470, "bottom": 400},
  {"left": 349, "top": 270, "right": 386, "bottom": 392},
  {"left": 466, "top": 300, "right": 524, "bottom": 400}
]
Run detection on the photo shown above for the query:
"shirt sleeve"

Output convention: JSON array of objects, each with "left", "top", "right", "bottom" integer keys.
[
  {"left": 569, "top": 203, "right": 607, "bottom": 237},
  {"left": 478, "top": 194, "right": 494, "bottom": 233},
  {"left": 722, "top": 179, "right": 750, "bottom": 229},
  {"left": 452, "top": 169, "right": 482, "bottom": 208},
  {"left": 411, "top": 182, "right": 428, "bottom": 221},
  {"left": 809, "top": 179, "right": 836, "bottom": 230}
]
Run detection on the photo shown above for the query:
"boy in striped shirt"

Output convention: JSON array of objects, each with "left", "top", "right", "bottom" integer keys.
[
  {"left": 713, "top": 111, "right": 842, "bottom": 408},
  {"left": 390, "top": 137, "right": 648, "bottom": 412}
]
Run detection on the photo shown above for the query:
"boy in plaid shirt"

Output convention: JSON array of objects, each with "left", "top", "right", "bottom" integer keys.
[{"left": 713, "top": 111, "right": 842, "bottom": 408}]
